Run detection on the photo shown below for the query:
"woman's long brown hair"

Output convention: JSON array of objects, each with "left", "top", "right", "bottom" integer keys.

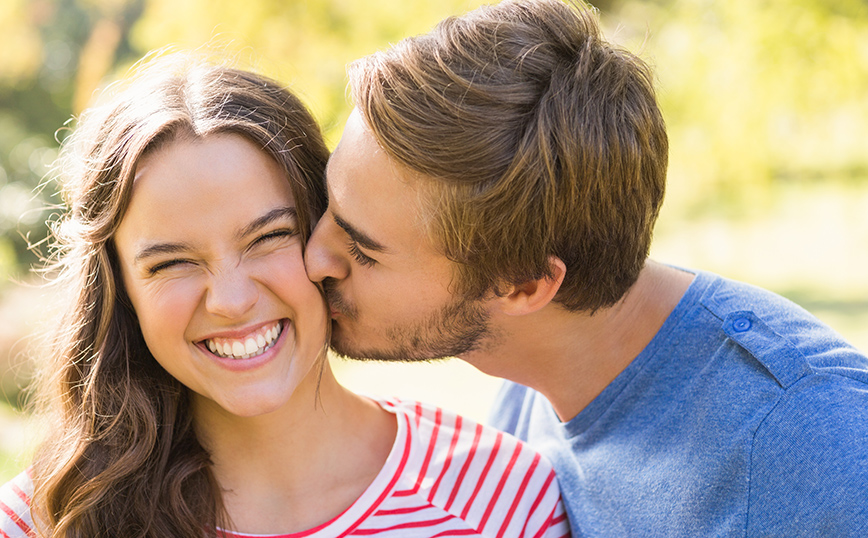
[{"left": 29, "top": 51, "right": 329, "bottom": 537}]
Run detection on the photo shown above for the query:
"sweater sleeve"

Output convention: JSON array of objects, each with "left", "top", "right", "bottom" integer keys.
[{"left": 747, "top": 374, "right": 868, "bottom": 537}]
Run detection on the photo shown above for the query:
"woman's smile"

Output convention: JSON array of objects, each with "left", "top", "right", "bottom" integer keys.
[{"left": 202, "top": 319, "right": 285, "bottom": 360}]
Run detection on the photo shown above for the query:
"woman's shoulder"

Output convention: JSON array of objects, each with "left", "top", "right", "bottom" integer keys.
[
  {"left": 378, "top": 396, "right": 559, "bottom": 486},
  {"left": 0, "top": 469, "right": 36, "bottom": 537},
  {"left": 373, "top": 397, "right": 568, "bottom": 536},
  {"left": 381, "top": 397, "right": 549, "bottom": 453}
]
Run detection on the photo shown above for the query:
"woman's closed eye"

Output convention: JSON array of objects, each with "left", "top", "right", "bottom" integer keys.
[
  {"left": 248, "top": 228, "right": 298, "bottom": 251},
  {"left": 147, "top": 258, "right": 194, "bottom": 275},
  {"left": 143, "top": 228, "right": 299, "bottom": 275}
]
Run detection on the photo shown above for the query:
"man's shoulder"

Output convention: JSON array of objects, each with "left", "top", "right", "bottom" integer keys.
[
  {"left": 746, "top": 371, "right": 868, "bottom": 535},
  {"left": 689, "top": 270, "right": 868, "bottom": 382},
  {"left": 0, "top": 470, "right": 36, "bottom": 538},
  {"left": 488, "top": 381, "right": 539, "bottom": 438},
  {"left": 658, "top": 271, "right": 868, "bottom": 535}
]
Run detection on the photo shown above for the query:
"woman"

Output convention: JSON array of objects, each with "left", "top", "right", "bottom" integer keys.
[{"left": 0, "top": 52, "right": 570, "bottom": 537}]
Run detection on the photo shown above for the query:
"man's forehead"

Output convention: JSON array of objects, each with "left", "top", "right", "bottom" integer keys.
[
  {"left": 325, "top": 111, "right": 380, "bottom": 195},
  {"left": 323, "top": 124, "right": 394, "bottom": 252},
  {"left": 325, "top": 109, "right": 446, "bottom": 255}
]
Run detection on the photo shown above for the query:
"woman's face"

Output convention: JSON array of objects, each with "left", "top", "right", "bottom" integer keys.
[{"left": 113, "top": 133, "right": 328, "bottom": 419}]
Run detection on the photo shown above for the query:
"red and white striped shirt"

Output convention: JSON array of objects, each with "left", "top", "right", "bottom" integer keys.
[
  {"left": 0, "top": 398, "right": 570, "bottom": 537},
  {"left": 0, "top": 470, "right": 32, "bottom": 538}
]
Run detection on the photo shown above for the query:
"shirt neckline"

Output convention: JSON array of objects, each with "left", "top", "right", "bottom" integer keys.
[{"left": 559, "top": 268, "right": 712, "bottom": 438}]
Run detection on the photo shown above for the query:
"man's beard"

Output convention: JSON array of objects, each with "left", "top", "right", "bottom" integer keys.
[{"left": 323, "top": 279, "right": 493, "bottom": 363}]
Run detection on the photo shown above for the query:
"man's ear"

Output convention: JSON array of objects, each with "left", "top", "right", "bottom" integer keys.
[{"left": 497, "top": 256, "right": 566, "bottom": 316}]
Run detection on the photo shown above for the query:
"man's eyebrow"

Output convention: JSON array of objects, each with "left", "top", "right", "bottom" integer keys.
[
  {"left": 237, "top": 206, "right": 298, "bottom": 240},
  {"left": 332, "top": 213, "right": 387, "bottom": 253}
]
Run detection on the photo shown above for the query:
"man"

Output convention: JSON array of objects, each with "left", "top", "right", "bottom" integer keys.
[{"left": 304, "top": 0, "right": 868, "bottom": 535}]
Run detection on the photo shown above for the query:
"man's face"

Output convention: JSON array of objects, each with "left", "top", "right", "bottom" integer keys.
[{"left": 305, "top": 109, "right": 494, "bottom": 362}]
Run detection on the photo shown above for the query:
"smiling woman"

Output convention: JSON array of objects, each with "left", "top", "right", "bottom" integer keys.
[
  {"left": 113, "top": 133, "right": 329, "bottom": 420},
  {"left": 0, "top": 51, "right": 570, "bottom": 538}
]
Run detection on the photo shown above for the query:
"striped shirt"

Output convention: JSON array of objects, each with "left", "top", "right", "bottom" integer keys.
[
  {"left": 1, "top": 398, "right": 570, "bottom": 537},
  {"left": 0, "top": 470, "right": 32, "bottom": 538}
]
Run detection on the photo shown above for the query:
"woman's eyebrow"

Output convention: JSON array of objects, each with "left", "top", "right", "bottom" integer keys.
[
  {"left": 134, "top": 241, "right": 193, "bottom": 264},
  {"left": 132, "top": 207, "right": 298, "bottom": 264},
  {"left": 236, "top": 206, "right": 298, "bottom": 240}
]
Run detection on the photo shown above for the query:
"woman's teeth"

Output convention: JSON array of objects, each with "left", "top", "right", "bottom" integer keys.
[{"left": 205, "top": 321, "right": 283, "bottom": 360}]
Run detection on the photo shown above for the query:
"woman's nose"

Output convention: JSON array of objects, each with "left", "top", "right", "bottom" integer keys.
[{"left": 204, "top": 267, "right": 259, "bottom": 319}]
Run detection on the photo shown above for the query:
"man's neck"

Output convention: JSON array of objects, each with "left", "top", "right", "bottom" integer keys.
[{"left": 467, "top": 261, "right": 695, "bottom": 422}]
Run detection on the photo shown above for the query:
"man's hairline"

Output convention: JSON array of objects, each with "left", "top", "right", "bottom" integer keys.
[{"left": 323, "top": 128, "right": 447, "bottom": 259}]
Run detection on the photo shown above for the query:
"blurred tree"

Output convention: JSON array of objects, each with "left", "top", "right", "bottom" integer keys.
[
  {"left": 1, "top": 0, "right": 867, "bottom": 279},
  {"left": 604, "top": 0, "right": 868, "bottom": 215},
  {"left": 0, "top": 0, "right": 144, "bottom": 281},
  {"left": 0, "top": 0, "right": 43, "bottom": 84},
  {"left": 129, "top": 0, "right": 491, "bottom": 144}
]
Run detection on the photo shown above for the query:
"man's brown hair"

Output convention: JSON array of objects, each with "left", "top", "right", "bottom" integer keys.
[{"left": 349, "top": 0, "right": 668, "bottom": 312}]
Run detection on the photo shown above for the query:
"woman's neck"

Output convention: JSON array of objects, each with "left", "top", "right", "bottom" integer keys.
[{"left": 193, "top": 360, "right": 397, "bottom": 534}]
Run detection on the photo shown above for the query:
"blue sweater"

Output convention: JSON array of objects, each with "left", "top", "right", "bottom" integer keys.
[{"left": 491, "top": 270, "right": 868, "bottom": 537}]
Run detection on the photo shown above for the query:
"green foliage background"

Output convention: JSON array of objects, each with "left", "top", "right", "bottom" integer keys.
[{"left": 1, "top": 0, "right": 867, "bottom": 278}]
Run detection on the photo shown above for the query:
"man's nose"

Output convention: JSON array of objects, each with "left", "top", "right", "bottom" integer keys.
[{"left": 305, "top": 215, "right": 350, "bottom": 283}]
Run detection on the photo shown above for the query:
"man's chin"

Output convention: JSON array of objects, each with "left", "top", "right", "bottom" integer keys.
[
  {"left": 326, "top": 300, "right": 492, "bottom": 362},
  {"left": 326, "top": 323, "right": 369, "bottom": 361},
  {"left": 326, "top": 325, "right": 390, "bottom": 361},
  {"left": 327, "top": 342, "right": 435, "bottom": 363},
  {"left": 327, "top": 342, "right": 375, "bottom": 362},
  {"left": 327, "top": 334, "right": 452, "bottom": 363}
]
